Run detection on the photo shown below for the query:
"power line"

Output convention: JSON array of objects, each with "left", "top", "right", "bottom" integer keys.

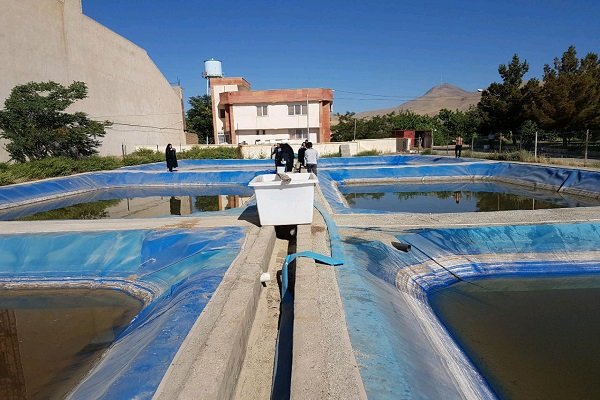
[{"left": 90, "top": 112, "right": 181, "bottom": 118}]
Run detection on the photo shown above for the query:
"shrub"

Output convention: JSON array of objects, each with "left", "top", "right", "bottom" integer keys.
[
  {"left": 320, "top": 152, "right": 341, "bottom": 158},
  {"left": 355, "top": 150, "right": 381, "bottom": 157},
  {"left": 122, "top": 149, "right": 163, "bottom": 166},
  {"left": 181, "top": 146, "right": 240, "bottom": 159}
]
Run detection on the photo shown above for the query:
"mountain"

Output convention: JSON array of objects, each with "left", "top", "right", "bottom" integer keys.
[{"left": 348, "top": 83, "right": 481, "bottom": 119}]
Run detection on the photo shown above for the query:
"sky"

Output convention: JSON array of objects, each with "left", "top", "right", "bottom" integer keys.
[{"left": 82, "top": 0, "right": 600, "bottom": 114}]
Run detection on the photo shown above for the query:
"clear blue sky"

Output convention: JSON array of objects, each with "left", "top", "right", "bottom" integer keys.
[{"left": 82, "top": 0, "right": 599, "bottom": 114}]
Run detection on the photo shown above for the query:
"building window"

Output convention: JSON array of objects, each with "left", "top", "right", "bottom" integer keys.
[
  {"left": 288, "top": 104, "right": 307, "bottom": 115},
  {"left": 289, "top": 129, "right": 308, "bottom": 140},
  {"left": 219, "top": 109, "right": 225, "bottom": 118},
  {"left": 256, "top": 105, "right": 268, "bottom": 116}
]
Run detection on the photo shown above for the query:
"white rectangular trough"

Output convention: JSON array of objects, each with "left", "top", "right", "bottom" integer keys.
[{"left": 248, "top": 173, "right": 318, "bottom": 226}]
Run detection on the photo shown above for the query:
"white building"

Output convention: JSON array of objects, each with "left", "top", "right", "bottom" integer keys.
[{"left": 208, "top": 77, "right": 333, "bottom": 145}]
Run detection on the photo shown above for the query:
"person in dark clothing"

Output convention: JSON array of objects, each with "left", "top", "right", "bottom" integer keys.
[
  {"left": 281, "top": 143, "right": 295, "bottom": 172},
  {"left": 297, "top": 142, "right": 307, "bottom": 172},
  {"left": 273, "top": 143, "right": 285, "bottom": 170},
  {"left": 165, "top": 143, "right": 178, "bottom": 172}
]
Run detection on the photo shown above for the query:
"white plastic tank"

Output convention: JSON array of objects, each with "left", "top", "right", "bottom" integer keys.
[{"left": 204, "top": 59, "right": 223, "bottom": 78}]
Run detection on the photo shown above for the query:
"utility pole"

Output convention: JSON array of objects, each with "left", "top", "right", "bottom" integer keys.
[
  {"left": 306, "top": 92, "right": 310, "bottom": 141},
  {"left": 353, "top": 118, "right": 357, "bottom": 141}
]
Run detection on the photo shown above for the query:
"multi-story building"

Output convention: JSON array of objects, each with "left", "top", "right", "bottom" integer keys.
[{"left": 208, "top": 76, "right": 333, "bottom": 145}]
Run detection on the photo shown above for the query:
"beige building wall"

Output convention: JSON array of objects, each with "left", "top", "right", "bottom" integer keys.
[
  {"left": 232, "top": 103, "right": 320, "bottom": 130},
  {"left": 0, "top": 0, "right": 186, "bottom": 161}
]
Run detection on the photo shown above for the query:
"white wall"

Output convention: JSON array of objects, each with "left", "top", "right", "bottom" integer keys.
[
  {"left": 235, "top": 129, "right": 319, "bottom": 145},
  {"left": 0, "top": 0, "right": 186, "bottom": 161},
  {"left": 239, "top": 138, "right": 400, "bottom": 159}
]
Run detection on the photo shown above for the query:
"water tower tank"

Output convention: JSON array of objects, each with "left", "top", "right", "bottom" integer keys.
[{"left": 204, "top": 59, "right": 223, "bottom": 78}]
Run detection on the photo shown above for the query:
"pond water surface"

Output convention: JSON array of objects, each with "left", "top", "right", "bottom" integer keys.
[
  {"left": 0, "top": 288, "right": 142, "bottom": 400},
  {"left": 429, "top": 274, "right": 600, "bottom": 399},
  {"left": 0, "top": 186, "right": 253, "bottom": 220},
  {"left": 339, "top": 182, "right": 600, "bottom": 213}
]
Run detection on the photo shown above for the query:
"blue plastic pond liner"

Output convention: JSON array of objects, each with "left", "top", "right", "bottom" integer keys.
[
  {"left": 0, "top": 169, "right": 271, "bottom": 209},
  {"left": 335, "top": 222, "right": 600, "bottom": 399},
  {"left": 319, "top": 161, "right": 600, "bottom": 213},
  {"left": 121, "top": 158, "right": 274, "bottom": 171},
  {"left": 0, "top": 226, "right": 245, "bottom": 399}
]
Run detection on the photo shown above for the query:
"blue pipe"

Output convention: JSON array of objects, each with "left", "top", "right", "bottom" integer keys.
[{"left": 280, "top": 251, "right": 344, "bottom": 299}]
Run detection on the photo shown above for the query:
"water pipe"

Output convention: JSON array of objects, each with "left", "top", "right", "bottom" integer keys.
[
  {"left": 280, "top": 251, "right": 344, "bottom": 300},
  {"left": 279, "top": 201, "right": 345, "bottom": 300}
]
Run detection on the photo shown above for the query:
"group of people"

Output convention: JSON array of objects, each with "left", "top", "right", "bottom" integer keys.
[
  {"left": 165, "top": 141, "right": 319, "bottom": 175},
  {"left": 272, "top": 140, "right": 318, "bottom": 175}
]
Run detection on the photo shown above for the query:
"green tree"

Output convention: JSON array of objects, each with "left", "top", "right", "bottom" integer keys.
[
  {"left": 331, "top": 110, "right": 440, "bottom": 142},
  {"left": 530, "top": 46, "right": 600, "bottom": 146},
  {"left": 435, "top": 108, "right": 481, "bottom": 146},
  {"left": 0, "top": 81, "right": 110, "bottom": 162},
  {"left": 186, "top": 95, "right": 213, "bottom": 144},
  {"left": 478, "top": 54, "right": 531, "bottom": 139}
]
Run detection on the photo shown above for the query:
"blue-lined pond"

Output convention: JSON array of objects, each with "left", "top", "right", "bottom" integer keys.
[
  {"left": 429, "top": 274, "right": 600, "bottom": 400},
  {"left": 0, "top": 288, "right": 142, "bottom": 399},
  {"left": 0, "top": 186, "right": 253, "bottom": 220},
  {"left": 339, "top": 182, "right": 600, "bottom": 213}
]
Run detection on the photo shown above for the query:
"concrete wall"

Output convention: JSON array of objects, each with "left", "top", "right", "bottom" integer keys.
[{"left": 0, "top": 0, "right": 186, "bottom": 161}]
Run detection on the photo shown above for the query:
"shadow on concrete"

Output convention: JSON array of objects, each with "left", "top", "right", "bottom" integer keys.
[{"left": 237, "top": 205, "right": 261, "bottom": 227}]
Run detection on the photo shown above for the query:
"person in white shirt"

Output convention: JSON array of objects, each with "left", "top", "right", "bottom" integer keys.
[{"left": 304, "top": 142, "right": 319, "bottom": 175}]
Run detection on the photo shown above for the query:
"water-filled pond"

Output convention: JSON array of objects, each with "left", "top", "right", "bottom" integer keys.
[
  {"left": 339, "top": 182, "right": 600, "bottom": 213},
  {"left": 0, "top": 186, "right": 253, "bottom": 220},
  {"left": 0, "top": 288, "right": 142, "bottom": 399},
  {"left": 429, "top": 274, "right": 600, "bottom": 399}
]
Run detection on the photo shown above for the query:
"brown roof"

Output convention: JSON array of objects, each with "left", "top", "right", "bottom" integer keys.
[{"left": 220, "top": 88, "right": 333, "bottom": 105}]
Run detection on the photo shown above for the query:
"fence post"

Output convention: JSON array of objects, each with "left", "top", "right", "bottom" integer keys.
[
  {"left": 534, "top": 131, "right": 538, "bottom": 161},
  {"left": 584, "top": 129, "right": 589, "bottom": 167}
]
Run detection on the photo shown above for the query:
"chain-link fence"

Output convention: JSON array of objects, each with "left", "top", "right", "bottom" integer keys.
[{"left": 464, "top": 129, "right": 600, "bottom": 167}]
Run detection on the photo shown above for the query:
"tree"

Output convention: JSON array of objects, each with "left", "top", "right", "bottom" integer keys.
[
  {"left": 530, "top": 46, "right": 600, "bottom": 146},
  {"left": 331, "top": 110, "right": 440, "bottom": 142},
  {"left": 186, "top": 95, "right": 213, "bottom": 144},
  {"left": 478, "top": 54, "right": 531, "bottom": 137},
  {"left": 0, "top": 81, "right": 109, "bottom": 162}
]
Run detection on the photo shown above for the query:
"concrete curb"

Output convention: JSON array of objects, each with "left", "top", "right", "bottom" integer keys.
[
  {"left": 291, "top": 217, "right": 367, "bottom": 399},
  {"left": 153, "top": 225, "right": 276, "bottom": 400}
]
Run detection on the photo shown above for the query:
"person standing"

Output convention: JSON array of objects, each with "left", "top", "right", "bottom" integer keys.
[
  {"left": 304, "top": 142, "right": 318, "bottom": 175},
  {"left": 273, "top": 143, "right": 283, "bottom": 169},
  {"left": 455, "top": 135, "right": 463, "bottom": 158},
  {"left": 281, "top": 143, "right": 295, "bottom": 172},
  {"left": 297, "top": 142, "right": 307, "bottom": 172},
  {"left": 165, "top": 143, "right": 178, "bottom": 172}
]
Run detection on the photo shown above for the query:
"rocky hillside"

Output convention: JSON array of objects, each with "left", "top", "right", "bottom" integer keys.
[{"left": 351, "top": 83, "right": 481, "bottom": 119}]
